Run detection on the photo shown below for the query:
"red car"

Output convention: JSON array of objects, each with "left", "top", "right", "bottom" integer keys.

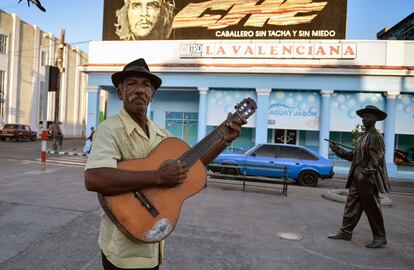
[{"left": 0, "top": 124, "right": 37, "bottom": 141}]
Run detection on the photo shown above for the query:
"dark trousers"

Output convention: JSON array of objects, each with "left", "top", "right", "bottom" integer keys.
[
  {"left": 102, "top": 252, "right": 159, "bottom": 270},
  {"left": 339, "top": 173, "right": 386, "bottom": 240}
]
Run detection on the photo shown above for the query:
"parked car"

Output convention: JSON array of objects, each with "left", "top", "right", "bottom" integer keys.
[
  {"left": 0, "top": 124, "right": 37, "bottom": 141},
  {"left": 208, "top": 143, "right": 334, "bottom": 187}
]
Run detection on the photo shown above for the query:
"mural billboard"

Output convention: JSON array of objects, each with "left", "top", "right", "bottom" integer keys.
[{"left": 103, "top": 0, "right": 347, "bottom": 40}]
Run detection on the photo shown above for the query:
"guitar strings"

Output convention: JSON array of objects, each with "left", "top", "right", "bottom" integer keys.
[
  {"left": 179, "top": 118, "right": 230, "bottom": 166},
  {"left": 179, "top": 123, "right": 226, "bottom": 165},
  {"left": 180, "top": 121, "right": 228, "bottom": 165},
  {"left": 178, "top": 99, "right": 255, "bottom": 167}
]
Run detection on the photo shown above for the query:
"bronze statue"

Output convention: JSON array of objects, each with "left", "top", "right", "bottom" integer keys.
[{"left": 328, "top": 105, "right": 390, "bottom": 248}]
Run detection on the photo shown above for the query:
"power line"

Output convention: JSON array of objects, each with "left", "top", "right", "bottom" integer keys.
[{"left": 8, "top": 40, "right": 91, "bottom": 55}]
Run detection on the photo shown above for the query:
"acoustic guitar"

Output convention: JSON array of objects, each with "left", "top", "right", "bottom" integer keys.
[{"left": 98, "top": 97, "right": 257, "bottom": 243}]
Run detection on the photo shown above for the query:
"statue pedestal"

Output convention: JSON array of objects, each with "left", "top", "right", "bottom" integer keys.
[{"left": 322, "top": 189, "right": 393, "bottom": 206}]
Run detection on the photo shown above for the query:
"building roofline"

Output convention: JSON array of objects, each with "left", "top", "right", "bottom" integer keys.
[{"left": 77, "top": 63, "right": 414, "bottom": 77}]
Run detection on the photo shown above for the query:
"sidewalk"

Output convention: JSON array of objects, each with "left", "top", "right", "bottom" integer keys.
[{"left": 0, "top": 161, "right": 413, "bottom": 269}]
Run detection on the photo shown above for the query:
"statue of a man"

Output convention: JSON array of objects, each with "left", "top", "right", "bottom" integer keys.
[{"left": 328, "top": 105, "right": 390, "bottom": 248}]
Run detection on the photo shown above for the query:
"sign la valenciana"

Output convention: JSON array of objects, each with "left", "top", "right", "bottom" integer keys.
[{"left": 180, "top": 42, "right": 357, "bottom": 59}]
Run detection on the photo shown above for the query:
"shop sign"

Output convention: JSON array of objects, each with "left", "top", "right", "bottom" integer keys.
[
  {"left": 268, "top": 92, "right": 320, "bottom": 131},
  {"left": 180, "top": 42, "right": 356, "bottom": 59},
  {"left": 102, "top": 0, "right": 347, "bottom": 40}
]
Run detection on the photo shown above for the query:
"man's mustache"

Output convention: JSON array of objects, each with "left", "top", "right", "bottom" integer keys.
[
  {"left": 136, "top": 19, "right": 152, "bottom": 26},
  {"left": 128, "top": 94, "right": 147, "bottom": 103}
]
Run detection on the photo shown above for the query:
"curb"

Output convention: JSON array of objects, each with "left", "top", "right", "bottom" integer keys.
[
  {"left": 47, "top": 150, "right": 88, "bottom": 157},
  {"left": 322, "top": 189, "right": 393, "bottom": 206}
]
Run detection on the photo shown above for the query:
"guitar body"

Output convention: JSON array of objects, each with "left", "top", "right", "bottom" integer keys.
[
  {"left": 98, "top": 137, "right": 207, "bottom": 243},
  {"left": 96, "top": 97, "right": 257, "bottom": 244}
]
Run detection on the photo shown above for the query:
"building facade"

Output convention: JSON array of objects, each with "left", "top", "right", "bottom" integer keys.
[
  {"left": 80, "top": 39, "right": 414, "bottom": 180},
  {"left": 0, "top": 10, "right": 88, "bottom": 137},
  {"left": 377, "top": 12, "right": 414, "bottom": 40}
]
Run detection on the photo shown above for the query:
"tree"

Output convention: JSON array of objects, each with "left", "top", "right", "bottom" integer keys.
[{"left": 351, "top": 124, "right": 365, "bottom": 146}]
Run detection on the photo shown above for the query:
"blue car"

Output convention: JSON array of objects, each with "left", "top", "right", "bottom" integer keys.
[{"left": 209, "top": 143, "right": 334, "bottom": 187}]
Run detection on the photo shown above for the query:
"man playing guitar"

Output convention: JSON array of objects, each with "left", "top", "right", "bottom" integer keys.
[{"left": 84, "top": 58, "right": 247, "bottom": 270}]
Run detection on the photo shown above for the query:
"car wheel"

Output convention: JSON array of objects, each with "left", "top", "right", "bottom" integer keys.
[
  {"left": 31, "top": 135, "right": 36, "bottom": 141},
  {"left": 222, "top": 167, "right": 240, "bottom": 176},
  {"left": 298, "top": 171, "right": 319, "bottom": 187},
  {"left": 1, "top": 137, "right": 5, "bottom": 141}
]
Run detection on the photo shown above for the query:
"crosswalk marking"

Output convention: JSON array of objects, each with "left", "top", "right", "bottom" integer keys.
[{"left": 35, "top": 155, "right": 87, "bottom": 167}]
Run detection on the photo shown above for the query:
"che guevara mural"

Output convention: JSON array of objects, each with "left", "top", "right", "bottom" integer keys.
[{"left": 102, "top": 0, "right": 347, "bottom": 40}]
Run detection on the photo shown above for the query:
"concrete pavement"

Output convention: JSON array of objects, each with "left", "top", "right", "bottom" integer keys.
[{"left": 0, "top": 139, "right": 413, "bottom": 269}]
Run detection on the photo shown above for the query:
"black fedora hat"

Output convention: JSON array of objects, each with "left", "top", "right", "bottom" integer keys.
[
  {"left": 111, "top": 58, "right": 162, "bottom": 90},
  {"left": 356, "top": 105, "right": 387, "bottom": 121}
]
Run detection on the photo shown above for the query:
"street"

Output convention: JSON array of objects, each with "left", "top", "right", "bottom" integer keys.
[{"left": 0, "top": 140, "right": 413, "bottom": 269}]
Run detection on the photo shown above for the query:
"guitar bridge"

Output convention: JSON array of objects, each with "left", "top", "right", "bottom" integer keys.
[{"left": 133, "top": 191, "right": 159, "bottom": 217}]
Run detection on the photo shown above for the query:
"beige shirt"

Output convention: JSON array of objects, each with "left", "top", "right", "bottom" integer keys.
[{"left": 85, "top": 108, "right": 171, "bottom": 269}]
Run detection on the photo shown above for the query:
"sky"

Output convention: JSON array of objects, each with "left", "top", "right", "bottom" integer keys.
[{"left": 0, "top": 0, "right": 413, "bottom": 52}]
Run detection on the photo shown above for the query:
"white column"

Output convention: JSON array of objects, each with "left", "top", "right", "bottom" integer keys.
[
  {"left": 384, "top": 91, "right": 399, "bottom": 175},
  {"left": 72, "top": 47, "right": 81, "bottom": 137},
  {"left": 197, "top": 87, "right": 208, "bottom": 142},
  {"left": 319, "top": 89, "right": 334, "bottom": 158},
  {"left": 255, "top": 88, "right": 271, "bottom": 145},
  {"left": 7, "top": 14, "right": 21, "bottom": 123},
  {"left": 31, "top": 25, "right": 41, "bottom": 131},
  {"left": 86, "top": 86, "right": 100, "bottom": 135}
]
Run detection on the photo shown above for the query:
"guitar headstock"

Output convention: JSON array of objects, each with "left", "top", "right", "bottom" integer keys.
[{"left": 234, "top": 97, "right": 257, "bottom": 121}]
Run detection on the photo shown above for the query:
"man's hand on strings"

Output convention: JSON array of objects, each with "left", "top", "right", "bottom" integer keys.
[{"left": 157, "top": 160, "right": 189, "bottom": 187}]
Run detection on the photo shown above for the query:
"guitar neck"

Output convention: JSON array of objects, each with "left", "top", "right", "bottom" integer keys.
[
  {"left": 178, "top": 119, "right": 229, "bottom": 167},
  {"left": 178, "top": 97, "right": 256, "bottom": 167}
]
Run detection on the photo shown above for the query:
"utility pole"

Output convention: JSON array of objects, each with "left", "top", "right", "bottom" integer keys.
[{"left": 52, "top": 29, "right": 65, "bottom": 151}]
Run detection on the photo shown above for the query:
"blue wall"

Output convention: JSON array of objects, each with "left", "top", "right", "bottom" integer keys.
[{"left": 151, "top": 90, "right": 199, "bottom": 128}]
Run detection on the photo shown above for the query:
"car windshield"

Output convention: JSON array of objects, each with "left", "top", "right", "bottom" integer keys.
[
  {"left": 3, "top": 124, "right": 18, "bottom": 129},
  {"left": 244, "top": 145, "right": 262, "bottom": 156}
]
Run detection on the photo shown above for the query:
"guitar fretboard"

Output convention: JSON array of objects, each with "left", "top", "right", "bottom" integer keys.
[{"left": 178, "top": 120, "right": 229, "bottom": 166}]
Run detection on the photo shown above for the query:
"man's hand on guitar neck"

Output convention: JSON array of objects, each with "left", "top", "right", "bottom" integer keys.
[
  {"left": 222, "top": 112, "right": 247, "bottom": 146},
  {"left": 157, "top": 160, "right": 189, "bottom": 187},
  {"left": 201, "top": 112, "right": 247, "bottom": 165}
]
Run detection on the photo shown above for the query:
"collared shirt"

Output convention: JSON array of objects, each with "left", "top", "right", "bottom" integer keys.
[{"left": 85, "top": 107, "right": 171, "bottom": 269}]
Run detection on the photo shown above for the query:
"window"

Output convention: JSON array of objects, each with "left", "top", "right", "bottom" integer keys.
[
  {"left": 252, "top": 145, "right": 278, "bottom": 158},
  {"left": 41, "top": 51, "right": 47, "bottom": 66},
  {"left": 297, "top": 149, "right": 318, "bottom": 160},
  {"left": 329, "top": 131, "right": 353, "bottom": 160},
  {"left": 277, "top": 146, "right": 318, "bottom": 160},
  {"left": 0, "top": 70, "right": 5, "bottom": 118},
  {"left": 0, "top": 34, "right": 7, "bottom": 54},
  {"left": 165, "top": 112, "right": 198, "bottom": 146},
  {"left": 277, "top": 146, "right": 300, "bottom": 159}
]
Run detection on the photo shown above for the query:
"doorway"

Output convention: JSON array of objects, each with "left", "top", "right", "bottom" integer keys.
[{"left": 275, "top": 129, "right": 297, "bottom": 144}]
